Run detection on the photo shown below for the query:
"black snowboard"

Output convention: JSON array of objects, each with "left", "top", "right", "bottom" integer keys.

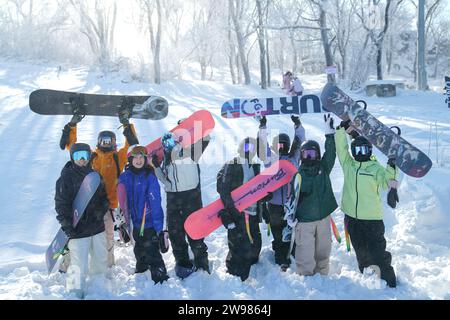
[
  {"left": 321, "top": 83, "right": 432, "bottom": 178},
  {"left": 29, "top": 89, "right": 168, "bottom": 120}
]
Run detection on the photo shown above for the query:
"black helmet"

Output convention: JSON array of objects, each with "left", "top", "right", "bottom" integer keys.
[
  {"left": 272, "top": 133, "right": 290, "bottom": 155},
  {"left": 351, "top": 136, "right": 372, "bottom": 162},
  {"left": 97, "top": 130, "right": 117, "bottom": 152},
  {"left": 70, "top": 143, "right": 91, "bottom": 163},
  {"left": 300, "top": 140, "right": 321, "bottom": 165}
]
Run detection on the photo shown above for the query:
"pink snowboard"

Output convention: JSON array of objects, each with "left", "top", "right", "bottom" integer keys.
[
  {"left": 143, "top": 110, "right": 215, "bottom": 162},
  {"left": 184, "top": 160, "right": 298, "bottom": 240}
]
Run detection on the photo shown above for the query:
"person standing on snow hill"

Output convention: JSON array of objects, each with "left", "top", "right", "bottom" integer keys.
[
  {"left": 151, "top": 123, "right": 210, "bottom": 279},
  {"left": 59, "top": 97, "right": 139, "bottom": 271},
  {"left": 282, "top": 71, "right": 293, "bottom": 95},
  {"left": 216, "top": 137, "right": 271, "bottom": 282},
  {"left": 294, "top": 114, "right": 338, "bottom": 277},
  {"left": 290, "top": 77, "right": 304, "bottom": 96},
  {"left": 117, "top": 145, "right": 169, "bottom": 284},
  {"left": 55, "top": 143, "right": 109, "bottom": 299},
  {"left": 256, "top": 115, "right": 305, "bottom": 271},
  {"left": 335, "top": 119, "right": 399, "bottom": 288}
]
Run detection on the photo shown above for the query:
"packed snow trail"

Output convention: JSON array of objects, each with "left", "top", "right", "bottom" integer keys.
[{"left": 0, "top": 59, "right": 449, "bottom": 299}]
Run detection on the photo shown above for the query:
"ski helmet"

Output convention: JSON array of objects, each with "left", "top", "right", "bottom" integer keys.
[
  {"left": 238, "top": 137, "right": 257, "bottom": 161},
  {"left": 351, "top": 136, "right": 372, "bottom": 162},
  {"left": 300, "top": 140, "right": 321, "bottom": 165},
  {"left": 272, "top": 133, "right": 290, "bottom": 155},
  {"left": 97, "top": 130, "right": 117, "bottom": 152},
  {"left": 70, "top": 143, "right": 91, "bottom": 163}
]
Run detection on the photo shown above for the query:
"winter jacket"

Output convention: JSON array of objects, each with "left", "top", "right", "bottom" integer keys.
[
  {"left": 118, "top": 167, "right": 164, "bottom": 233},
  {"left": 295, "top": 134, "right": 338, "bottom": 223},
  {"left": 216, "top": 157, "right": 262, "bottom": 215},
  {"left": 55, "top": 161, "right": 109, "bottom": 239},
  {"left": 155, "top": 136, "right": 209, "bottom": 193},
  {"left": 335, "top": 127, "right": 398, "bottom": 220},
  {"left": 63, "top": 123, "right": 138, "bottom": 209},
  {"left": 257, "top": 124, "right": 305, "bottom": 205}
]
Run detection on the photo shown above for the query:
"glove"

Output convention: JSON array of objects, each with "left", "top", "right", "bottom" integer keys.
[
  {"left": 69, "top": 113, "right": 84, "bottom": 125},
  {"left": 158, "top": 230, "right": 170, "bottom": 253},
  {"left": 62, "top": 226, "right": 76, "bottom": 239},
  {"left": 123, "top": 125, "right": 139, "bottom": 145},
  {"left": 118, "top": 97, "right": 133, "bottom": 125},
  {"left": 387, "top": 188, "right": 399, "bottom": 209},
  {"left": 151, "top": 153, "right": 161, "bottom": 168},
  {"left": 218, "top": 209, "right": 236, "bottom": 230},
  {"left": 261, "top": 203, "right": 270, "bottom": 224},
  {"left": 291, "top": 115, "right": 301, "bottom": 128},
  {"left": 259, "top": 116, "right": 267, "bottom": 128},
  {"left": 339, "top": 119, "right": 351, "bottom": 130},
  {"left": 59, "top": 124, "right": 71, "bottom": 150},
  {"left": 324, "top": 113, "right": 335, "bottom": 135},
  {"left": 387, "top": 157, "right": 396, "bottom": 169}
]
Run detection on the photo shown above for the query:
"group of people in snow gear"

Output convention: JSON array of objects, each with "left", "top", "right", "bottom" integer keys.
[
  {"left": 54, "top": 98, "right": 399, "bottom": 297},
  {"left": 216, "top": 113, "right": 398, "bottom": 288},
  {"left": 282, "top": 71, "right": 304, "bottom": 96}
]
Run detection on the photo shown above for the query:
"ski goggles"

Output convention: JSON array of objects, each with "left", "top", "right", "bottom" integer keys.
[
  {"left": 243, "top": 142, "right": 255, "bottom": 153},
  {"left": 131, "top": 147, "right": 147, "bottom": 157},
  {"left": 99, "top": 136, "right": 113, "bottom": 146},
  {"left": 72, "top": 150, "right": 90, "bottom": 161},
  {"left": 301, "top": 149, "right": 318, "bottom": 160},
  {"left": 353, "top": 145, "right": 371, "bottom": 155}
]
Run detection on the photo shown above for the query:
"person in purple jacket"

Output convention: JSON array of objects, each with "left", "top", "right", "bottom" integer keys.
[
  {"left": 257, "top": 115, "right": 306, "bottom": 271},
  {"left": 117, "top": 145, "right": 169, "bottom": 284}
]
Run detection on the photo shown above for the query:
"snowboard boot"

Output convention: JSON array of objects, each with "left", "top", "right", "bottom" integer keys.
[
  {"left": 150, "top": 265, "right": 169, "bottom": 284},
  {"left": 194, "top": 256, "right": 211, "bottom": 274},
  {"left": 175, "top": 260, "right": 197, "bottom": 279}
]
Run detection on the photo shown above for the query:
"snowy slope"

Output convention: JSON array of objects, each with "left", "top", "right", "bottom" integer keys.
[{"left": 0, "top": 58, "right": 449, "bottom": 300}]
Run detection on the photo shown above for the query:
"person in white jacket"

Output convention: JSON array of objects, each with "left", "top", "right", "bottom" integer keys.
[{"left": 291, "top": 77, "right": 304, "bottom": 96}]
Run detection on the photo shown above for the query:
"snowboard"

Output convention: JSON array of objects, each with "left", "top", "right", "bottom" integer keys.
[
  {"left": 45, "top": 172, "right": 101, "bottom": 274},
  {"left": 321, "top": 83, "right": 432, "bottom": 178},
  {"left": 184, "top": 160, "right": 298, "bottom": 240},
  {"left": 144, "top": 110, "right": 215, "bottom": 162},
  {"left": 117, "top": 182, "right": 132, "bottom": 240},
  {"left": 29, "top": 89, "right": 169, "bottom": 120},
  {"left": 282, "top": 173, "right": 301, "bottom": 261},
  {"left": 445, "top": 76, "right": 450, "bottom": 108},
  {"left": 221, "top": 95, "right": 322, "bottom": 119}
]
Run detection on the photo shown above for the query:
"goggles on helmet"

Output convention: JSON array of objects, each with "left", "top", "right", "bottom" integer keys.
[{"left": 72, "top": 150, "right": 90, "bottom": 161}]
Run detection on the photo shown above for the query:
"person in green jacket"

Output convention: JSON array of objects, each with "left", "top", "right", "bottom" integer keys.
[
  {"left": 335, "top": 120, "right": 398, "bottom": 288},
  {"left": 294, "top": 114, "right": 338, "bottom": 276}
]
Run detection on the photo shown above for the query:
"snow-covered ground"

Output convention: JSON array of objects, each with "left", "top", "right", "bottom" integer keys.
[{"left": 0, "top": 58, "right": 449, "bottom": 300}]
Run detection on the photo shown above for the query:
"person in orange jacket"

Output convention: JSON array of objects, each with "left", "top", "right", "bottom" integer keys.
[{"left": 58, "top": 102, "right": 139, "bottom": 270}]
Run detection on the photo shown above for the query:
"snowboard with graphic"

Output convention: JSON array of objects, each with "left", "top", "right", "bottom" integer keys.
[
  {"left": 221, "top": 95, "right": 322, "bottom": 119},
  {"left": 45, "top": 172, "right": 101, "bottom": 274},
  {"left": 184, "top": 160, "right": 298, "bottom": 240},
  {"left": 144, "top": 110, "right": 215, "bottom": 162},
  {"left": 29, "top": 89, "right": 168, "bottom": 120},
  {"left": 282, "top": 173, "right": 301, "bottom": 263},
  {"left": 320, "top": 83, "right": 432, "bottom": 178}
]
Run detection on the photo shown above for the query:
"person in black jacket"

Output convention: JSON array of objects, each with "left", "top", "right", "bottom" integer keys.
[
  {"left": 55, "top": 143, "right": 109, "bottom": 299},
  {"left": 216, "top": 137, "right": 268, "bottom": 281}
]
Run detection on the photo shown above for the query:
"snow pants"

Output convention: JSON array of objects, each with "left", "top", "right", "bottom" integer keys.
[
  {"left": 345, "top": 215, "right": 396, "bottom": 287},
  {"left": 294, "top": 215, "right": 331, "bottom": 276},
  {"left": 267, "top": 203, "right": 291, "bottom": 265},
  {"left": 66, "top": 231, "right": 108, "bottom": 298},
  {"left": 105, "top": 209, "right": 115, "bottom": 267},
  {"left": 132, "top": 227, "right": 166, "bottom": 273},
  {"left": 225, "top": 213, "right": 262, "bottom": 281},
  {"left": 166, "top": 188, "right": 208, "bottom": 267}
]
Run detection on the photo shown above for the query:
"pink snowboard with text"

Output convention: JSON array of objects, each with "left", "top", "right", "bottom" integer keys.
[{"left": 184, "top": 160, "right": 298, "bottom": 240}]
